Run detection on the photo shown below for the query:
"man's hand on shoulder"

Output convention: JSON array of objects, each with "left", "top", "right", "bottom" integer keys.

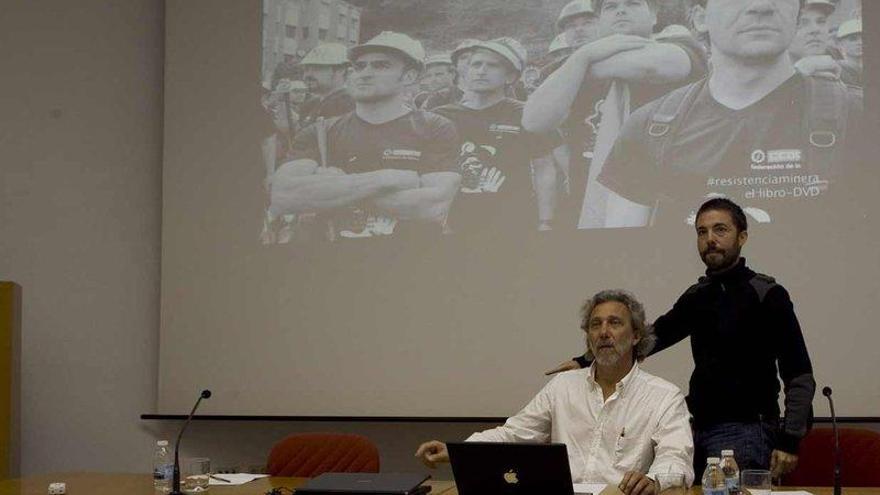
[
  {"left": 414, "top": 440, "right": 449, "bottom": 469},
  {"left": 770, "top": 449, "right": 798, "bottom": 479},
  {"left": 619, "top": 471, "right": 658, "bottom": 495}
]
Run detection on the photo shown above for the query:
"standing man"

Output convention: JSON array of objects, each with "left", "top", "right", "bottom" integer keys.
[
  {"left": 523, "top": 0, "right": 707, "bottom": 229},
  {"left": 836, "top": 18, "right": 862, "bottom": 87},
  {"left": 434, "top": 38, "right": 562, "bottom": 234},
  {"left": 417, "top": 289, "right": 694, "bottom": 490},
  {"left": 270, "top": 32, "right": 461, "bottom": 241},
  {"left": 298, "top": 43, "right": 354, "bottom": 128},
  {"left": 548, "top": 198, "right": 816, "bottom": 480}
]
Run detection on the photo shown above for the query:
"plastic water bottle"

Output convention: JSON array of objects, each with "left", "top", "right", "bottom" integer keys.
[
  {"left": 153, "top": 440, "right": 173, "bottom": 493},
  {"left": 720, "top": 449, "right": 741, "bottom": 495},
  {"left": 702, "top": 457, "right": 729, "bottom": 495}
]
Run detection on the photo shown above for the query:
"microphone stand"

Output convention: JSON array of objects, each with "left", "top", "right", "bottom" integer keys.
[
  {"left": 171, "top": 390, "right": 211, "bottom": 495},
  {"left": 823, "top": 386, "right": 841, "bottom": 495}
]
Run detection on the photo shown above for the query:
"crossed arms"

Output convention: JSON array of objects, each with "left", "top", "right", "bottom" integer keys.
[
  {"left": 523, "top": 34, "right": 693, "bottom": 134},
  {"left": 269, "top": 159, "right": 461, "bottom": 223}
]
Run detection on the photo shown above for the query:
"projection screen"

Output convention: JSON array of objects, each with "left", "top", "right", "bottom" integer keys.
[{"left": 159, "top": 0, "right": 879, "bottom": 418}]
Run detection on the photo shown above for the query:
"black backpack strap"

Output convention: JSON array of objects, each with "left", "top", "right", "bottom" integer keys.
[
  {"left": 646, "top": 79, "right": 706, "bottom": 172},
  {"left": 802, "top": 76, "right": 850, "bottom": 179}
]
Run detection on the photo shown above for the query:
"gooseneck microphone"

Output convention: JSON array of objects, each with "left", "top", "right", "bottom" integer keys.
[
  {"left": 822, "top": 386, "right": 841, "bottom": 495},
  {"left": 171, "top": 389, "right": 212, "bottom": 495}
]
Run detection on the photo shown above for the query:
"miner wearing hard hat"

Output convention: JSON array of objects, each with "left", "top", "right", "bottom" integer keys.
[
  {"left": 415, "top": 53, "right": 457, "bottom": 109},
  {"left": 837, "top": 18, "right": 862, "bottom": 87},
  {"left": 298, "top": 43, "right": 354, "bottom": 127},
  {"left": 524, "top": 0, "right": 707, "bottom": 229},
  {"left": 420, "top": 39, "right": 480, "bottom": 110},
  {"left": 557, "top": 0, "right": 600, "bottom": 49},
  {"left": 788, "top": 0, "right": 841, "bottom": 80},
  {"left": 434, "top": 37, "right": 564, "bottom": 234},
  {"left": 270, "top": 31, "right": 461, "bottom": 241}
]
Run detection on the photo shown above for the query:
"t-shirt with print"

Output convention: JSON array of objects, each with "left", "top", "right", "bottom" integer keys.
[
  {"left": 288, "top": 109, "right": 460, "bottom": 241},
  {"left": 598, "top": 73, "right": 867, "bottom": 235},
  {"left": 433, "top": 98, "right": 561, "bottom": 234}
]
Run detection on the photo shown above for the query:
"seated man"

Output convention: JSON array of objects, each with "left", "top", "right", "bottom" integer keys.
[{"left": 415, "top": 290, "right": 694, "bottom": 494}]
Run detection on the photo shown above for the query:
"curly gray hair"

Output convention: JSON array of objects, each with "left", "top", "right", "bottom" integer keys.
[{"left": 579, "top": 289, "right": 656, "bottom": 361}]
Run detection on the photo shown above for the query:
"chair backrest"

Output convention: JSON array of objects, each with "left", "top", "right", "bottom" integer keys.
[
  {"left": 266, "top": 432, "right": 380, "bottom": 477},
  {"left": 783, "top": 427, "right": 880, "bottom": 487}
]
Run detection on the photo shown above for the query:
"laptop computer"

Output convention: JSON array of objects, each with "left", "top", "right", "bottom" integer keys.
[
  {"left": 447, "top": 442, "right": 576, "bottom": 495},
  {"left": 295, "top": 472, "right": 431, "bottom": 495}
]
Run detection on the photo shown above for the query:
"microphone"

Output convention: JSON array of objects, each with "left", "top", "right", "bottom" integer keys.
[
  {"left": 822, "top": 386, "right": 841, "bottom": 495},
  {"left": 171, "top": 390, "right": 212, "bottom": 495}
]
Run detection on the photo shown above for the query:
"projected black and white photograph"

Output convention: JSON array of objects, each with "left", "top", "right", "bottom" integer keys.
[{"left": 257, "top": 0, "right": 863, "bottom": 243}]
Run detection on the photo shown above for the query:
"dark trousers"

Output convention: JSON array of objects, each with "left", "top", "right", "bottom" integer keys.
[{"left": 693, "top": 420, "right": 777, "bottom": 483}]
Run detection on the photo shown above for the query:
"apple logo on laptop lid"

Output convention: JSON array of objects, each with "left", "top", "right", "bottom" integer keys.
[{"left": 504, "top": 469, "right": 519, "bottom": 485}]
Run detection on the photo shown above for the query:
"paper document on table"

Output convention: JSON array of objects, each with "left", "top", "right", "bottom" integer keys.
[
  {"left": 772, "top": 491, "right": 814, "bottom": 495},
  {"left": 574, "top": 482, "right": 608, "bottom": 494},
  {"left": 208, "top": 473, "right": 270, "bottom": 485}
]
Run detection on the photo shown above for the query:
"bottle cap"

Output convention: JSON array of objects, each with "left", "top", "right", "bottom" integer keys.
[
  {"left": 157, "top": 440, "right": 169, "bottom": 446},
  {"left": 707, "top": 457, "right": 720, "bottom": 464},
  {"left": 721, "top": 449, "right": 734, "bottom": 457}
]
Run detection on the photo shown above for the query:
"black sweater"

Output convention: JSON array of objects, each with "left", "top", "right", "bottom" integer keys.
[{"left": 577, "top": 258, "right": 815, "bottom": 453}]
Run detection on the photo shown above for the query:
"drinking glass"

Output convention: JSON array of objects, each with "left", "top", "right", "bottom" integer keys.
[
  {"left": 655, "top": 472, "right": 687, "bottom": 495},
  {"left": 183, "top": 457, "right": 211, "bottom": 493},
  {"left": 741, "top": 469, "right": 772, "bottom": 495}
]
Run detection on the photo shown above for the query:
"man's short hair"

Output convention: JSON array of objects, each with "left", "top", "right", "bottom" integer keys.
[
  {"left": 580, "top": 289, "right": 656, "bottom": 361},
  {"left": 696, "top": 197, "right": 748, "bottom": 233}
]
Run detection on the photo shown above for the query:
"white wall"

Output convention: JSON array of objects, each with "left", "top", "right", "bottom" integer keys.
[
  {"left": 0, "top": 0, "right": 164, "bottom": 475},
  {"left": 0, "top": 0, "right": 489, "bottom": 478}
]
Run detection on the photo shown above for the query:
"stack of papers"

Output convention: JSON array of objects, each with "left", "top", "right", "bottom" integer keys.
[{"left": 207, "top": 473, "right": 270, "bottom": 486}]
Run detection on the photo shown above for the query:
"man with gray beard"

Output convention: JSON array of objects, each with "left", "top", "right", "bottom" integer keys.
[{"left": 416, "top": 290, "right": 694, "bottom": 493}]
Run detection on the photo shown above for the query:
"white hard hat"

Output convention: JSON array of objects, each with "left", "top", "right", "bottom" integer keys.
[
  {"left": 425, "top": 53, "right": 454, "bottom": 67},
  {"left": 300, "top": 43, "right": 349, "bottom": 66},
  {"left": 557, "top": 0, "right": 595, "bottom": 31},
  {"left": 349, "top": 31, "right": 426, "bottom": 69},
  {"left": 471, "top": 37, "right": 528, "bottom": 73},
  {"left": 451, "top": 39, "right": 482, "bottom": 64},
  {"left": 804, "top": 0, "right": 836, "bottom": 15},
  {"left": 837, "top": 18, "right": 862, "bottom": 39}
]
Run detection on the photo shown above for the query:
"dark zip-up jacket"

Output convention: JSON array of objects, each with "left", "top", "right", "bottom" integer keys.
[{"left": 576, "top": 258, "right": 815, "bottom": 453}]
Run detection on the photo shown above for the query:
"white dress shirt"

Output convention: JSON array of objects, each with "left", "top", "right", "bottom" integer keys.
[{"left": 466, "top": 362, "right": 695, "bottom": 485}]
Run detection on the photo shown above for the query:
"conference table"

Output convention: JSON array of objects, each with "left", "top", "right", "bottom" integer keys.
[
  {"left": 0, "top": 474, "right": 876, "bottom": 495},
  {"left": 0, "top": 473, "right": 455, "bottom": 494}
]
